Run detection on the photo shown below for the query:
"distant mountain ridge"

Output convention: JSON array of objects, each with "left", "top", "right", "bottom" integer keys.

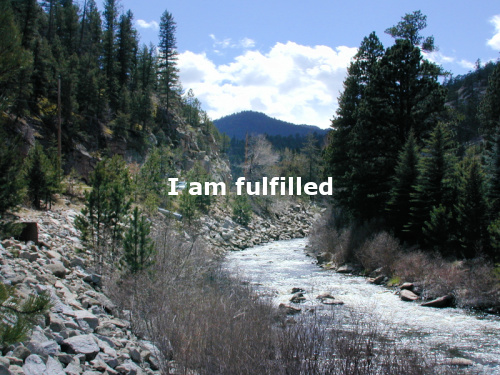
[{"left": 213, "top": 111, "right": 329, "bottom": 139}]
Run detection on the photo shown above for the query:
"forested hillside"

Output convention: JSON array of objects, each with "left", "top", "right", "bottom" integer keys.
[
  {"left": 214, "top": 110, "right": 329, "bottom": 139},
  {"left": 323, "top": 11, "right": 500, "bottom": 262},
  {"left": 0, "top": 0, "right": 228, "bottom": 183}
]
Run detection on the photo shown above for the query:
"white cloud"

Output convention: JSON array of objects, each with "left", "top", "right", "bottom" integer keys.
[
  {"left": 209, "top": 34, "right": 256, "bottom": 50},
  {"left": 487, "top": 15, "right": 500, "bottom": 50},
  {"left": 178, "top": 42, "right": 357, "bottom": 128},
  {"left": 136, "top": 19, "right": 159, "bottom": 30}
]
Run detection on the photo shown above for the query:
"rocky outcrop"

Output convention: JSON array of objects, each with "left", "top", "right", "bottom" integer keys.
[
  {"left": 197, "top": 202, "right": 319, "bottom": 253},
  {"left": 0, "top": 207, "right": 163, "bottom": 375}
]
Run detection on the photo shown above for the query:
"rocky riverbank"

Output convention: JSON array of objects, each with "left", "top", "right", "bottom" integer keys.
[
  {"left": 199, "top": 201, "right": 321, "bottom": 253},
  {"left": 0, "top": 203, "right": 165, "bottom": 375}
]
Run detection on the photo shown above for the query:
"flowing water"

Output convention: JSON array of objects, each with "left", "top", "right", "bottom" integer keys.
[{"left": 223, "top": 238, "right": 500, "bottom": 374}]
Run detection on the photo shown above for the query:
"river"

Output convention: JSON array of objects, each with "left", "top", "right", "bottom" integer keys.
[{"left": 223, "top": 238, "right": 500, "bottom": 374}]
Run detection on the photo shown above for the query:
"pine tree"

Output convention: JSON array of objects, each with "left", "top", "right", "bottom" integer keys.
[
  {"left": 324, "top": 32, "right": 384, "bottom": 219},
  {"left": 455, "top": 151, "right": 489, "bottom": 257},
  {"left": 232, "top": 193, "right": 252, "bottom": 226},
  {"left": 384, "top": 10, "right": 435, "bottom": 51},
  {"left": 409, "top": 123, "right": 457, "bottom": 245},
  {"left": 386, "top": 132, "right": 420, "bottom": 240},
  {"left": 75, "top": 155, "right": 131, "bottom": 270},
  {"left": 479, "top": 62, "right": 500, "bottom": 138},
  {"left": 0, "top": 0, "right": 31, "bottom": 101},
  {"left": 0, "top": 131, "right": 24, "bottom": 214},
  {"left": 122, "top": 206, "right": 155, "bottom": 273},
  {"left": 102, "top": 0, "right": 119, "bottom": 113},
  {"left": 157, "top": 9, "right": 180, "bottom": 137},
  {"left": 25, "top": 143, "right": 54, "bottom": 210},
  {"left": 179, "top": 186, "right": 198, "bottom": 226},
  {"left": 0, "top": 282, "right": 50, "bottom": 348}
]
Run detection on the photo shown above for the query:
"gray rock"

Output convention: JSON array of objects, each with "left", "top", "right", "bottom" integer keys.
[
  {"left": 279, "top": 303, "right": 301, "bottom": 315},
  {"left": 421, "top": 295, "right": 454, "bottom": 308},
  {"left": 129, "top": 347, "right": 141, "bottom": 363},
  {"left": 62, "top": 334, "right": 100, "bottom": 358},
  {"left": 400, "top": 289, "right": 419, "bottom": 302},
  {"left": 115, "top": 360, "right": 141, "bottom": 375},
  {"left": 26, "top": 337, "right": 60, "bottom": 357},
  {"left": 74, "top": 310, "right": 99, "bottom": 331},
  {"left": 336, "top": 264, "right": 354, "bottom": 274},
  {"left": 12, "top": 345, "right": 31, "bottom": 360},
  {"left": 289, "top": 292, "right": 306, "bottom": 303},
  {"left": 64, "top": 359, "right": 83, "bottom": 375},
  {"left": 46, "top": 262, "right": 67, "bottom": 278},
  {"left": 83, "top": 274, "right": 102, "bottom": 287},
  {"left": 400, "top": 282, "right": 414, "bottom": 291},
  {"left": 0, "top": 364, "right": 11, "bottom": 375},
  {"left": 443, "top": 358, "right": 474, "bottom": 366},
  {"left": 22, "top": 355, "right": 46, "bottom": 375},
  {"left": 7, "top": 366, "right": 23, "bottom": 375},
  {"left": 45, "top": 356, "right": 65, "bottom": 375},
  {"left": 70, "top": 257, "right": 86, "bottom": 268}
]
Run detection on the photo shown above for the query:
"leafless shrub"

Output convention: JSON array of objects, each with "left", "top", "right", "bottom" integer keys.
[{"left": 356, "top": 232, "right": 401, "bottom": 274}]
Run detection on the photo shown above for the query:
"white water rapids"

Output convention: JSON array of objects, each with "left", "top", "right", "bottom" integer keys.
[{"left": 223, "top": 238, "right": 500, "bottom": 374}]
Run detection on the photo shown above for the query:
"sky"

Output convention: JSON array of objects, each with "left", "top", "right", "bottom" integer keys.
[{"left": 98, "top": 0, "right": 500, "bottom": 128}]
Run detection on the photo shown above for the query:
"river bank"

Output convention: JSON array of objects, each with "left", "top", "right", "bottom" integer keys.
[{"left": 223, "top": 238, "right": 500, "bottom": 374}]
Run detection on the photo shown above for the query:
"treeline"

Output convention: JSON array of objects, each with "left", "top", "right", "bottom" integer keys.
[
  {"left": 0, "top": 0, "right": 224, "bottom": 155},
  {"left": 324, "top": 11, "right": 500, "bottom": 260}
]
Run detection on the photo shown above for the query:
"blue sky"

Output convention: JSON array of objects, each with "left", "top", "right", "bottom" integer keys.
[{"left": 98, "top": 0, "right": 500, "bottom": 128}]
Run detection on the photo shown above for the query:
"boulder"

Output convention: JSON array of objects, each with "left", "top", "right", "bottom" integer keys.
[
  {"left": 368, "top": 275, "right": 386, "bottom": 285},
  {"left": 46, "top": 262, "right": 67, "bottom": 278},
  {"left": 279, "top": 303, "right": 301, "bottom": 315},
  {"left": 443, "top": 358, "right": 474, "bottom": 366},
  {"left": 400, "top": 289, "right": 419, "bottom": 302},
  {"left": 400, "top": 282, "right": 414, "bottom": 291},
  {"left": 61, "top": 334, "right": 100, "bottom": 358},
  {"left": 289, "top": 292, "right": 306, "bottom": 303},
  {"left": 291, "top": 287, "right": 305, "bottom": 294},
  {"left": 74, "top": 310, "right": 99, "bottom": 331},
  {"left": 316, "top": 293, "right": 335, "bottom": 300},
  {"left": 322, "top": 298, "right": 344, "bottom": 305},
  {"left": 421, "top": 295, "right": 454, "bottom": 308},
  {"left": 45, "top": 356, "right": 65, "bottom": 375},
  {"left": 337, "top": 264, "right": 354, "bottom": 274},
  {"left": 0, "top": 364, "right": 11, "bottom": 375},
  {"left": 22, "top": 355, "right": 46, "bottom": 375},
  {"left": 12, "top": 345, "right": 31, "bottom": 361}
]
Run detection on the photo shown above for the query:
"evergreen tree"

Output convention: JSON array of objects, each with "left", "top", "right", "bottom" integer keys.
[
  {"left": 384, "top": 10, "right": 435, "bottom": 51},
  {"left": 102, "top": 0, "right": 119, "bottom": 113},
  {"left": 25, "top": 143, "right": 60, "bottom": 210},
  {"left": 157, "top": 9, "right": 180, "bottom": 137},
  {"left": 75, "top": 155, "right": 131, "bottom": 270},
  {"left": 409, "top": 123, "right": 457, "bottom": 244},
  {"left": 479, "top": 62, "right": 500, "bottom": 138},
  {"left": 232, "top": 193, "right": 252, "bottom": 226},
  {"left": 0, "top": 0, "right": 31, "bottom": 104},
  {"left": 179, "top": 186, "right": 198, "bottom": 226},
  {"left": 386, "top": 132, "right": 420, "bottom": 240},
  {"left": 122, "top": 206, "right": 155, "bottom": 273},
  {"left": 0, "top": 283, "right": 50, "bottom": 348},
  {"left": 455, "top": 151, "right": 489, "bottom": 257},
  {"left": 324, "top": 32, "right": 384, "bottom": 219},
  {"left": 187, "top": 162, "right": 211, "bottom": 212},
  {"left": 0, "top": 131, "right": 24, "bottom": 214}
]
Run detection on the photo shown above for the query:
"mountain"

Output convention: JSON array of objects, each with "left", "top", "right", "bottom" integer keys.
[{"left": 213, "top": 111, "right": 330, "bottom": 140}]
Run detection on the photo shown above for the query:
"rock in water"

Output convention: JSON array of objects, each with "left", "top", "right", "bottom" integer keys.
[
  {"left": 421, "top": 295, "right": 454, "bottom": 308},
  {"left": 400, "top": 289, "right": 418, "bottom": 301}
]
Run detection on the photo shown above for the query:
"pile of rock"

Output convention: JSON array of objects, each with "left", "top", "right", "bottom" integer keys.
[
  {"left": 0, "top": 207, "right": 163, "bottom": 375},
  {"left": 200, "top": 203, "right": 318, "bottom": 252}
]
